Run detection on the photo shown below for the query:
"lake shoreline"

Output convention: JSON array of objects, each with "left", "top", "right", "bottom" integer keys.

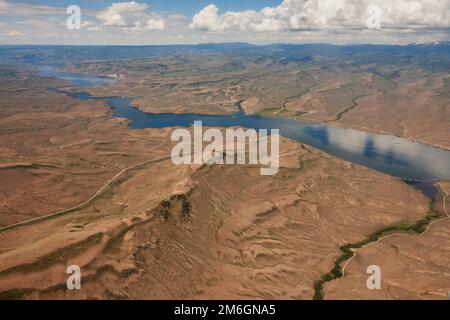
[{"left": 38, "top": 66, "right": 450, "bottom": 184}]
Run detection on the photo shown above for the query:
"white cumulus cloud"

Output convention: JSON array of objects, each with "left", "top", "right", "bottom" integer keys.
[
  {"left": 81, "top": 21, "right": 101, "bottom": 31},
  {"left": 97, "top": 1, "right": 150, "bottom": 27},
  {"left": 132, "top": 18, "right": 165, "bottom": 31},
  {"left": 190, "top": 0, "right": 450, "bottom": 32},
  {"left": 145, "top": 18, "right": 165, "bottom": 30},
  {"left": 96, "top": 1, "right": 165, "bottom": 32}
]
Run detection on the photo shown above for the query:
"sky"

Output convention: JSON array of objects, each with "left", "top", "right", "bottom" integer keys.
[{"left": 0, "top": 0, "right": 449, "bottom": 45}]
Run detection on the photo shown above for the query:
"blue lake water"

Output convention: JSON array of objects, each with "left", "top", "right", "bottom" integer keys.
[
  {"left": 39, "top": 65, "right": 116, "bottom": 87},
  {"left": 39, "top": 66, "right": 450, "bottom": 198}
]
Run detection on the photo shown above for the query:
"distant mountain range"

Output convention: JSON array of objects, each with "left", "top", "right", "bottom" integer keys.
[{"left": 0, "top": 42, "right": 449, "bottom": 72}]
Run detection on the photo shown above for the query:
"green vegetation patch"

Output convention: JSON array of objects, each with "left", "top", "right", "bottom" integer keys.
[{"left": 313, "top": 203, "right": 445, "bottom": 300}]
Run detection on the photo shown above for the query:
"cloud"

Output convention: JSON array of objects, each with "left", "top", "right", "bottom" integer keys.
[
  {"left": 190, "top": 0, "right": 450, "bottom": 32},
  {"left": 97, "top": 1, "right": 150, "bottom": 27},
  {"left": 81, "top": 21, "right": 101, "bottom": 31},
  {"left": 0, "top": 0, "right": 448, "bottom": 45},
  {"left": 5, "top": 30, "right": 25, "bottom": 37},
  {"left": 81, "top": 21, "right": 94, "bottom": 28},
  {"left": 145, "top": 18, "right": 165, "bottom": 31},
  {"left": 0, "top": 0, "right": 62, "bottom": 16},
  {"left": 169, "top": 14, "right": 188, "bottom": 21},
  {"left": 96, "top": 1, "right": 165, "bottom": 32},
  {"left": 131, "top": 18, "right": 165, "bottom": 32}
]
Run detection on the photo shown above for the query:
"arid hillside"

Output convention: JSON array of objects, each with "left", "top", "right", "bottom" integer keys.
[
  {"left": 0, "top": 69, "right": 432, "bottom": 298},
  {"left": 324, "top": 181, "right": 450, "bottom": 300},
  {"left": 0, "top": 48, "right": 448, "bottom": 300}
]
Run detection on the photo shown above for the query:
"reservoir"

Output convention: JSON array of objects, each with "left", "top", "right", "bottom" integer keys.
[{"left": 39, "top": 66, "right": 450, "bottom": 197}]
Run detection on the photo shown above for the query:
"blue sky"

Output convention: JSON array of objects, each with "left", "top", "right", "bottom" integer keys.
[{"left": 1, "top": 0, "right": 449, "bottom": 45}]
